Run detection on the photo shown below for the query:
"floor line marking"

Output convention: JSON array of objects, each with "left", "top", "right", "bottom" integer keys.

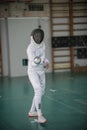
[
  {"left": 59, "top": 88, "right": 87, "bottom": 98},
  {"left": 49, "top": 89, "right": 56, "bottom": 92},
  {"left": 61, "top": 88, "right": 78, "bottom": 94},
  {"left": 0, "top": 96, "right": 29, "bottom": 101},
  {"left": 46, "top": 95, "right": 87, "bottom": 116},
  {"left": 74, "top": 99, "right": 87, "bottom": 106}
]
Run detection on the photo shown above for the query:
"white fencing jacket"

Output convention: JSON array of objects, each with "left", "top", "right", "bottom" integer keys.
[{"left": 26, "top": 36, "right": 49, "bottom": 71}]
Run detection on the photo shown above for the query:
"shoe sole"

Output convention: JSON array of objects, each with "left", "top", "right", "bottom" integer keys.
[
  {"left": 28, "top": 114, "right": 38, "bottom": 117},
  {"left": 38, "top": 120, "right": 47, "bottom": 124}
]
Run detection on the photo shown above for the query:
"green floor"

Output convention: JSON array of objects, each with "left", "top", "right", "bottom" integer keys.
[{"left": 0, "top": 72, "right": 87, "bottom": 130}]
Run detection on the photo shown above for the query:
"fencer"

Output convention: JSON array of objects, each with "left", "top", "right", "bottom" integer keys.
[{"left": 26, "top": 28, "right": 49, "bottom": 123}]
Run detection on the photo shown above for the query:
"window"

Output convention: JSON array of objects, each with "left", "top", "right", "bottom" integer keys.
[{"left": 28, "top": 4, "right": 44, "bottom": 11}]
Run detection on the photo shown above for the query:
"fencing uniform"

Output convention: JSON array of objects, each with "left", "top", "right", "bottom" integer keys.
[{"left": 26, "top": 29, "right": 49, "bottom": 123}]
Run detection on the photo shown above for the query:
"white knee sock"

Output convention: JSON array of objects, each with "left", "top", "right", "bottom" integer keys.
[
  {"left": 34, "top": 95, "right": 42, "bottom": 116},
  {"left": 30, "top": 97, "right": 36, "bottom": 112}
]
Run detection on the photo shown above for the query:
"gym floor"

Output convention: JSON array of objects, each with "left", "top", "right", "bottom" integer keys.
[{"left": 0, "top": 72, "right": 87, "bottom": 130}]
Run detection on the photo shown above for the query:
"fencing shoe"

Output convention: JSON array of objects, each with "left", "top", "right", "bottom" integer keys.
[
  {"left": 38, "top": 115, "right": 47, "bottom": 123},
  {"left": 28, "top": 111, "right": 38, "bottom": 117}
]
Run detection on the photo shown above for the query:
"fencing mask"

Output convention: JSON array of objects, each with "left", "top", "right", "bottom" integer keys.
[{"left": 31, "top": 28, "right": 44, "bottom": 44}]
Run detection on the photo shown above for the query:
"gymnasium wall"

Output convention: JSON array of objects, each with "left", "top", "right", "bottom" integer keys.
[
  {"left": 0, "top": 17, "right": 52, "bottom": 77},
  {"left": 50, "top": 0, "right": 87, "bottom": 72},
  {"left": 0, "top": 0, "right": 49, "bottom": 17},
  {"left": 0, "top": 0, "right": 87, "bottom": 76}
]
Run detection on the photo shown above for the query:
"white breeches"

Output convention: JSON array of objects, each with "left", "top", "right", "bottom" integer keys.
[{"left": 28, "top": 70, "right": 45, "bottom": 116}]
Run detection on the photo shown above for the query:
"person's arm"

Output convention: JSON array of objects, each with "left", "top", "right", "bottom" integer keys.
[
  {"left": 42, "top": 44, "right": 49, "bottom": 69},
  {"left": 44, "top": 58, "right": 49, "bottom": 69},
  {"left": 27, "top": 45, "right": 37, "bottom": 66}
]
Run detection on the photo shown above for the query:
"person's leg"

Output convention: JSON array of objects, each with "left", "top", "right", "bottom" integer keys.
[
  {"left": 28, "top": 70, "right": 42, "bottom": 116},
  {"left": 37, "top": 71, "right": 47, "bottom": 123},
  {"left": 28, "top": 70, "right": 47, "bottom": 123},
  {"left": 39, "top": 71, "right": 46, "bottom": 96},
  {"left": 29, "top": 97, "right": 35, "bottom": 112},
  {"left": 28, "top": 96, "right": 38, "bottom": 117}
]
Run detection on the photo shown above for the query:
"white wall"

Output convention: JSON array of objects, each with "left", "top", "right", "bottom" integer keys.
[
  {"left": 0, "top": 17, "right": 52, "bottom": 77},
  {"left": 1, "top": 17, "right": 87, "bottom": 76}
]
